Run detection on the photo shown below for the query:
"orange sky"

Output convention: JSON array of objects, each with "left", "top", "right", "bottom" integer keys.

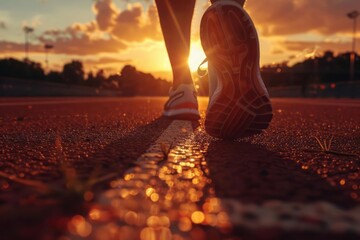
[{"left": 0, "top": 0, "right": 358, "bottom": 80}]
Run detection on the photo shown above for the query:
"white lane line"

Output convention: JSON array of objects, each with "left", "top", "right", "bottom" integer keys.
[
  {"left": 67, "top": 120, "right": 231, "bottom": 239},
  {"left": 67, "top": 120, "right": 360, "bottom": 239},
  {"left": 273, "top": 98, "right": 360, "bottom": 107},
  {"left": 146, "top": 120, "right": 360, "bottom": 234},
  {"left": 222, "top": 199, "right": 360, "bottom": 233}
]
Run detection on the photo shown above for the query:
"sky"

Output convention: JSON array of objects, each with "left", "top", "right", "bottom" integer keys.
[{"left": 0, "top": 0, "right": 358, "bottom": 79}]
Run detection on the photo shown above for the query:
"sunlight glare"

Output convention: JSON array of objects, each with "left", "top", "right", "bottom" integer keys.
[{"left": 188, "top": 43, "right": 206, "bottom": 72}]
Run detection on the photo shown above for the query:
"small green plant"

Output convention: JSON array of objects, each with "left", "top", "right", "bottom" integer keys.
[
  {"left": 0, "top": 165, "right": 117, "bottom": 198},
  {"left": 159, "top": 142, "right": 173, "bottom": 163},
  {"left": 0, "top": 135, "right": 118, "bottom": 210},
  {"left": 0, "top": 135, "right": 122, "bottom": 240},
  {"left": 305, "top": 136, "right": 359, "bottom": 158},
  {"left": 160, "top": 142, "right": 173, "bottom": 160},
  {"left": 314, "top": 135, "right": 333, "bottom": 152}
]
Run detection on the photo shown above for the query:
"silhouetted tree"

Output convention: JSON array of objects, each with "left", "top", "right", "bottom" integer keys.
[
  {"left": 95, "top": 69, "right": 106, "bottom": 83},
  {"left": 0, "top": 58, "right": 45, "bottom": 80},
  {"left": 86, "top": 72, "right": 98, "bottom": 87},
  {"left": 261, "top": 51, "right": 360, "bottom": 88},
  {"left": 118, "top": 65, "right": 171, "bottom": 96},
  {"left": 107, "top": 74, "right": 121, "bottom": 90},
  {"left": 46, "top": 70, "right": 63, "bottom": 82},
  {"left": 62, "top": 60, "right": 85, "bottom": 84},
  {"left": 2, "top": 49, "right": 358, "bottom": 94},
  {"left": 119, "top": 65, "right": 138, "bottom": 96}
]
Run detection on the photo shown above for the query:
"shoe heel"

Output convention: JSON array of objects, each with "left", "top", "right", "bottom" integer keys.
[
  {"left": 205, "top": 93, "right": 272, "bottom": 139},
  {"left": 201, "top": 2, "right": 273, "bottom": 139}
]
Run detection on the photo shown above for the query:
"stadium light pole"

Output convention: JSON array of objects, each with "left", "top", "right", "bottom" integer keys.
[
  {"left": 23, "top": 26, "right": 34, "bottom": 61},
  {"left": 44, "top": 44, "right": 54, "bottom": 72},
  {"left": 347, "top": 10, "right": 359, "bottom": 81}
]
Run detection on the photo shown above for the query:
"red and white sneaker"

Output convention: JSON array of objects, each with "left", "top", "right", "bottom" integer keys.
[
  {"left": 163, "top": 84, "right": 200, "bottom": 120},
  {"left": 200, "top": 0, "right": 273, "bottom": 139}
]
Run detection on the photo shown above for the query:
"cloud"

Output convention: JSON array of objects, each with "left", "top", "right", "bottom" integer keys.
[
  {"left": 246, "top": 0, "right": 359, "bottom": 36},
  {"left": 37, "top": 22, "right": 127, "bottom": 55},
  {"left": 0, "top": 21, "right": 6, "bottom": 29},
  {"left": 22, "top": 15, "right": 43, "bottom": 28},
  {"left": 94, "top": 1, "right": 162, "bottom": 42},
  {"left": 0, "top": 40, "right": 43, "bottom": 53},
  {"left": 93, "top": 0, "right": 118, "bottom": 31},
  {"left": 29, "top": 0, "right": 162, "bottom": 56},
  {"left": 281, "top": 39, "right": 357, "bottom": 54},
  {"left": 112, "top": 3, "right": 162, "bottom": 42},
  {"left": 81, "top": 57, "right": 133, "bottom": 74},
  {"left": 271, "top": 48, "right": 284, "bottom": 55},
  {"left": 83, "top": 57, "right": 132, "bottom": 65},
  {"left": 1, "top": 0, "right": 162, "bottom": 58}
]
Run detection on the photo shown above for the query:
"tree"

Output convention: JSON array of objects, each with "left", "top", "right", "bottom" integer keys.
[
  {"left": 118, "top": 65, "right": 171, "bottom": 96},
  {"left": 119, "top": 65, "right": 138, "bottom": 96},
  {"left": 46, "top": 70, "right": 63, "bottom": 82},
  {"left": 62, "top": 60, "right": 85, "bottom": 84},
  {"left": 0, "top": 58, "right": 45, "bottom": 80}
]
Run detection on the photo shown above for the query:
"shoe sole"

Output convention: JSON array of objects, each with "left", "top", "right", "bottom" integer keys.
[
  {"left": 200, "top": 1, "right": 273, "bottom": 139},
  {"left": 163, "top": 87, "right": 200, "bottom": 120},
  {"left": 163, "top": 108, "right": 200, "bottom": 120}
]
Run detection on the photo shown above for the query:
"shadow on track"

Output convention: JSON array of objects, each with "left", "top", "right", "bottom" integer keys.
[
  {"left": 85, "top": 117, "right": 174, "bottom": 171},
  {"left": 205, "top": 140, "right": 356, "bottom": 209},
  {"left": 0, "top": 117, "right": 176, "bottom": 240},
  {"left": 84, "top": 117, "right": 201, "bottom": 177}
]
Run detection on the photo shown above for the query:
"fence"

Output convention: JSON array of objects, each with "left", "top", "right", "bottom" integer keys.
[
  {"left": 1, "top": 77, "right": 359, "bottom": 98},
  {"left": 0, "top": 77, "right": 121, "bottom": 97},
  {"left": 268, "top": 81, "right": 360, "bottom": 98}
]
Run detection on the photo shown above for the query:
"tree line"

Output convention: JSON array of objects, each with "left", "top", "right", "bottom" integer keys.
[
  {"left": 261, "top": 51, "right": 360, "bottom": 88},
  {"left": 0, "top": 50, "right": 359, "bottom": 96},
  {"left": 195, "top": 50, "right": 359, "bottom": 95},
  {"left": 0, "top": 58, "right": 171, "bottom": 96}
]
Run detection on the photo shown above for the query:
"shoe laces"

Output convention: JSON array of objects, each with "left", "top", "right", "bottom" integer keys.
[{"left": 197, "top": 58, "right": 208, "bottom": 77}]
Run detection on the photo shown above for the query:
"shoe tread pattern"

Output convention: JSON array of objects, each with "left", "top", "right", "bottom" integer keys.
[{"left": 201, "top": 3, "right": 272, "bottom": 139}]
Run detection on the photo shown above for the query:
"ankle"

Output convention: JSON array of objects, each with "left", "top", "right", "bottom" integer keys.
[
  {"left": 172, "top": 81, "right": 194, "bottom": 90},
  {"left": 172, "top": 71, "right": 193, "bottom": 89}
]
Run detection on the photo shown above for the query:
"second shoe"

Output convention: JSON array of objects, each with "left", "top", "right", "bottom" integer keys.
[{"left": 200, "top": 0, "right": 273, "bottom": 139}]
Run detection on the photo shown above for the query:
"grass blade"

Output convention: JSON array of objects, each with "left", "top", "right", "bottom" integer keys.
[{"left": 314, "top": 136, "right": 325, "bottom": 150}]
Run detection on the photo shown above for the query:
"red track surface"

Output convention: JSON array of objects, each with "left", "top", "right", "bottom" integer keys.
[{"left": 0, "top": 97, "right": 359, "bottom": 240}]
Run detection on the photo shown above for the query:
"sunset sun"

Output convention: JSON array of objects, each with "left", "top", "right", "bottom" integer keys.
[{"left": 188, "top": 43, "right": 206, "bottom": 72}]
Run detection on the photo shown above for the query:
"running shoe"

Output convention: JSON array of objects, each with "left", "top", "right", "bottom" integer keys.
[
  {"left": 200, "top": 0, "right": 273, "bottom": 139},
  {"left": 163, "top": 83, "right": 200, "bottom": 120}
]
